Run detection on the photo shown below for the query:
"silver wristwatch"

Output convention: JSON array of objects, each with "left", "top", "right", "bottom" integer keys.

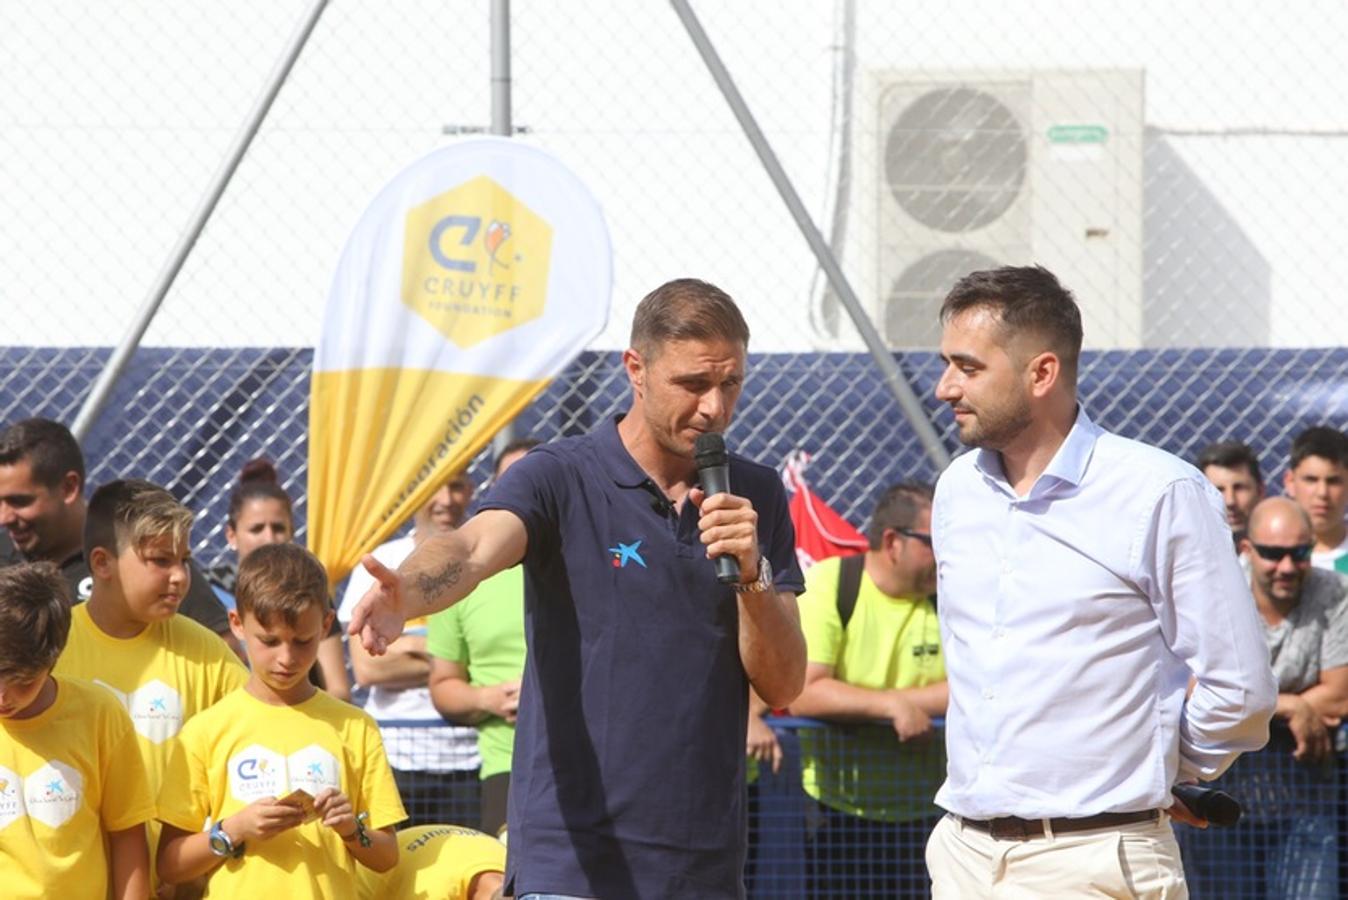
[
  {"left": 733, "top": 557, "right": 773, "bottom": 594},
  {"left": 208, "top": 819, "right": 243, "bottom": 858}
]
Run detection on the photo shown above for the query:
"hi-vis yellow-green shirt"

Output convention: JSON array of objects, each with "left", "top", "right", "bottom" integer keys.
[
  {"left": 159, "top": 688, "right": 407, "bottom": 899},
  {"left": 798, "top": 555, "right": 946, "bottom": 822},
  {"left": 55, "top": 603, "right": 247, "bottom": 797},
  {"left": 0, "top": 677, "right": 154, "bottom": 899}
]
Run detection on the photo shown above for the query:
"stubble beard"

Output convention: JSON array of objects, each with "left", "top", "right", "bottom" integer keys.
[{"left": 957, "top": 398, "right": 1033, "bottom": 451}]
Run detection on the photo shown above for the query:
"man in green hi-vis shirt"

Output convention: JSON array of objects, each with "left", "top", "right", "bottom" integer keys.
[{"left": 789, "top": 482, "right": 947, "bottom": 900}]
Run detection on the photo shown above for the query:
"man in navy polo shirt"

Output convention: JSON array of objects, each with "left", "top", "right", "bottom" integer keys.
[{"left": 349, "top": 278, "right": 807, "bottom": 900}]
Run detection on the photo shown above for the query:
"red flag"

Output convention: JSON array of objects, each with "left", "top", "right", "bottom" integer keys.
[{"left": 782, "top": 450, "right": 868, "bottom": 570}]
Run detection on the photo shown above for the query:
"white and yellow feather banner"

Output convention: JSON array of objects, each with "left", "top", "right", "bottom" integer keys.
[{"left": 308, "top": 138, "right": 611, "bottom": 587}]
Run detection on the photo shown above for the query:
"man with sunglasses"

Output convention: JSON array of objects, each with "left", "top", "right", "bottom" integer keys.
[
  {"left": 790, "top": 482, "right": 946, "bottom": 899},
  {"left": 1242, "top": 497, "right": 1348, "bottom": 762},
  {"left": 1182, "top": 495, "right": 1348, "bottom": 898}
]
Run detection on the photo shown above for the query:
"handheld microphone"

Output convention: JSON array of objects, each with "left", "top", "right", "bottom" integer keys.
[
  {"left": 694, "top": 432, "right": 740, "bottom": 585},
  {"left": 1171, "top": 783, "right": 1242, "bottom": 827}
]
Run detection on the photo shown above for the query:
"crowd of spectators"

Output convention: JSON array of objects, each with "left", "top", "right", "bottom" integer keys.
[{"left": 4, "top": 413, "right": 1348, "bottom": 897}]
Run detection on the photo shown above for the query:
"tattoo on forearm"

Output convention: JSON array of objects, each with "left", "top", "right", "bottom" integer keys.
[{"left": 415, "top": 562, "right": 463, "bottom": 605}]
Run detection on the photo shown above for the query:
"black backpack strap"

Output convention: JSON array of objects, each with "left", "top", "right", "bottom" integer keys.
[{"left": 836, "top": 553, "right": 865, "bottom": 629}]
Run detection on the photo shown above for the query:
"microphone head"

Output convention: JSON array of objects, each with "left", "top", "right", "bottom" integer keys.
[{"left": 694, "top": 432, "right": 727, "bottom": 469}]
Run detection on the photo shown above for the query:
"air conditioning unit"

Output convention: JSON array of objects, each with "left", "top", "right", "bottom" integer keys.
[{"left": 855, "top": 69, "right": 1145, "bottom": 349}]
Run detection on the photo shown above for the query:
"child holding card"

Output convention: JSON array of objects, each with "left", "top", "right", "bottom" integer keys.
[{"left": 157, "top": 544, "right": 405, "bottom": 897}]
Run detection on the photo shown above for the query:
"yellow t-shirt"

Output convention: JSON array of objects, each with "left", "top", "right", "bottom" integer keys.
[
  {"left": 0, "top": 677, "right": 155, "bottom": 899},
  {"left": 797, "top": 555, "right": 946, "bottom": 822},
  {"left": 357, "top": 825, "right": 506, "bottom": 899},
  {"left": 159, "top": 687, "right": 407, "bottom": 899},
  {"left": 55, "top": 603, "right": 248, "bottom": 794}
]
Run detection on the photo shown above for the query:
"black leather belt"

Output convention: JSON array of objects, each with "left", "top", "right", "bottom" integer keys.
[{"left": 959, "top": 809, "right": 1160, "bottom": 840}]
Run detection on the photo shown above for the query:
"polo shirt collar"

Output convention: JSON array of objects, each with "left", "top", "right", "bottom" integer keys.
[
  {"left": 597, "top": 415, "right": 653, "bottom": 488},
  {"left": 974, "top": 405, "right": 1101, "bottom": 495}
]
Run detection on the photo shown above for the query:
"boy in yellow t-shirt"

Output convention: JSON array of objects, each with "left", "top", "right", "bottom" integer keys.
[
  {"left": 158, "top": 543, "right": 406, "bottom": 898},
  {"left": 357, "top": 824, "right": 505, "bottom": 900},
  {"left": 0, "top": 562, "right": 155, "bottom": 900},
  {"left": 53, "top": 480, "right": 247, "bottom": 865}
]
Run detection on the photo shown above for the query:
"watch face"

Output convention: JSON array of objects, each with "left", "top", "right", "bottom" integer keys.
[{"left": 209, "top": 832, "right": 231, "bottom": 856}]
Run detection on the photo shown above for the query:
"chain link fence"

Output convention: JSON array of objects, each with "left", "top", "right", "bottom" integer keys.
[{"left": 3, "top": 1, "right": 1348, "bottom": 565}]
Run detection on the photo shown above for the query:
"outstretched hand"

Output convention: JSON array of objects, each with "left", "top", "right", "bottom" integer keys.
[{"left": 346, "top": 554, "right": 408, "bottom": 656}]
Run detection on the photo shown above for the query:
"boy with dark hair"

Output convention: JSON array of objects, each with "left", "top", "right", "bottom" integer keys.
[
  {"left": 0, "top": 562, "right": 155, "bottom": 899},
  {"left": 158, "top": 542, "right": 405, "bottom": 898},
  {"left": 1284, "top": 426, "right": 1348, "bottom": 573},
  {"left": 54, "top": 478, "right": 247, "bottom": 893}
]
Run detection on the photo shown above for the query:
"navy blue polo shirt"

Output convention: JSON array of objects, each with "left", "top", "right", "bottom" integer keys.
[{"left": 483, "top": 417, "right": 803, "bottom": 900}]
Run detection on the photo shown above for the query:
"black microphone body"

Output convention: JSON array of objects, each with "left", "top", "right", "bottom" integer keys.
[
  {"left": 1171, "top": 783, "right": 1242, "bottom": 827},
  {"left": 694, "top": 433, "right": 741, "bottom": 585}
]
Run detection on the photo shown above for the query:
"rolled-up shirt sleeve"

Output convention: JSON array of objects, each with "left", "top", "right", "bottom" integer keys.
[{"left": 1140, "top": 477, "right": 1277, "bottom": 782}]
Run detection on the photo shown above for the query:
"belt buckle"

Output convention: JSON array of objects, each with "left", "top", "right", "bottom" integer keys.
[{"left": 989, "top": 817, "right": 1039, "bottom": 841}]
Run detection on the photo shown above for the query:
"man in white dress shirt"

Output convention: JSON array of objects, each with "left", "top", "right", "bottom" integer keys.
[{"left": 924, "top": 265, "right": 1277, "bottom": 898}]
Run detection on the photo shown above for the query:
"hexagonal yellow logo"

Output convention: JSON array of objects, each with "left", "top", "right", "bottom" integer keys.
[{"left": 402, "top": 175, "right": 554, "bottom": 348}]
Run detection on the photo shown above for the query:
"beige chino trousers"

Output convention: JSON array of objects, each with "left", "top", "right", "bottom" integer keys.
[{"left": 926, "top": 811, "right": 1189, "bottom": 899}]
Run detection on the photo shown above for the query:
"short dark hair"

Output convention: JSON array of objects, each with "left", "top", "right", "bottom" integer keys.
[
  {"left": 235, "top": 542, "right": 330, "bottom": 628},
  {"left": 85, "top": 479, "right": 194, "bottom": 559},
  {"left": 1290, "top": 426, "right": 1348, "bottom": 470},
  {"left": 1196, "top": 441, "right": 1263, "bottom": 485},
  {"left": 494, "top": 437, "right": 541, "bottom": 476},
  {"left": 939, "top": 265, "right": 1084, "bottom": 386},
  {"left": 866, "top": 482, "right": 935, "bottom": 550},
  {"left": 630, "top": 278, "right": 750, "bottom": 359},
  {"left": 227, "top": 458, "right": 293, "bottom": 528},
  {"left": 0, "top": 418, "right": 85, "bottom": 491},
  {"left": 0, "top": 562, "right": 71, "bottom": 680}
]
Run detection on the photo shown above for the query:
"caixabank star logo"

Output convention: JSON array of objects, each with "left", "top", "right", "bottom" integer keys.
[{"left": 402, "top": 175, "right": 554, "bottom": 348}]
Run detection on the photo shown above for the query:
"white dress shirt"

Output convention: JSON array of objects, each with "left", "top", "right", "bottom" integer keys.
[{"left": 932, "top": 408, "right": 1276, "bottom": 819}]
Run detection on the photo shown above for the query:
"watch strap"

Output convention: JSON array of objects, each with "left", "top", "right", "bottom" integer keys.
[{"left": 733, "top": 557, "right": 772, "bottom": 594}]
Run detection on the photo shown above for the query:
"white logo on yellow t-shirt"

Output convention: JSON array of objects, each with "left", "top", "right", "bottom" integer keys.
[
  {"left": 127, "top": 679, "right": 184, "bottom": 744},
  {"left": 286, "top": 745, "right": 340, "bottom": 797},
  {"left": 227, "top": 744, "right": 341, "bottom": 805},
  {"left": 228, "top": 745, "right": 287, "bottom": 805},
  {"left": 93, "top": 678, "right": 185, "bottom": 745},
  {"left": 23, "top": 761, "right": 82, "bottom": 828}
]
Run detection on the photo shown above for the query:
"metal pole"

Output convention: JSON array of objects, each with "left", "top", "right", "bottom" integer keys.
[
  {"left": 490, "top": 0, "right": 512, "bottom": 137},
  {"left": 669, "top": 0, "right": 951, "bottom": 471},
  {"left": 71, "top": 0, "right": 332, "bottom": 442},
  {"left": 489, "top": 0, "right": 518, "bottom": 455}
]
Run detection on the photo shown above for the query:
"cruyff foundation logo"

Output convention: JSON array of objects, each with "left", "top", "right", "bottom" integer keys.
[
  {"left": 402, "top": 175, "right": 554, "bottom": 349},
  {"left": 229, "top": 745, "right": 286, "bottom": 805}
]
